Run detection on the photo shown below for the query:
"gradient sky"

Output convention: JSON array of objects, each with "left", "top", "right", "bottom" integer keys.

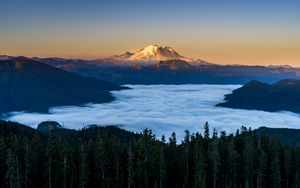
[{"left": 1, "top": 0, "right": 300, "bottom": 65}]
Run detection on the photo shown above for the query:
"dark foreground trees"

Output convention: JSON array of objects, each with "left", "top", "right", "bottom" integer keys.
[{"left": 0, "top": 120, "right": 300, "bottom": 188}]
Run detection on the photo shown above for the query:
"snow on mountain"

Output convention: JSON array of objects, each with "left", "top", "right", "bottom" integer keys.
[
  {"left": 129, "top": 45, "right": 183, "bottom": 61},
  {"left": 106, "top": 45, "right": 211, "bottom": 65}
]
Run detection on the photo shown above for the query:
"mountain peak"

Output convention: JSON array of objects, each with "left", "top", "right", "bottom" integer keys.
[
  {"left": 105, "top": 45, "right": 213, "bottom": 66},
  {"left": 130, "top": 45, "right": 183, "bottom": 61},
  {"left": 108, "top": 45, "right": 186, "bottom": 62}
]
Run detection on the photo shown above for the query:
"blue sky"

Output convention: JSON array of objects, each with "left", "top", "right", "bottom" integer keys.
[{"left": 1, "top": 0, "right": 299, "bottom": 65}]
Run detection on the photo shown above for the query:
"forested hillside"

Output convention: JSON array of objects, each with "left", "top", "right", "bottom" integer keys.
[
  {"left": 217, "top": 79, "right": 300, "bottom": 113},
  {"left": 0, "top": 57, "right": 125, "bottom": 114},
  {"left": 0, "top": 120, "right": 300, "bottom": 188}
]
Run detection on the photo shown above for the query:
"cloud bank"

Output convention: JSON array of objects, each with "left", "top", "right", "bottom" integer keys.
[{"left": 6, "top": 84, "right": 300, "bottom": 140}]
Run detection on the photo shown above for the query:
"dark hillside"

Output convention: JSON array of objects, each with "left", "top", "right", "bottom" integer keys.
[
  {"left": 217, "top": 79, "right": 300, "bottom": 113},
  {"left": 0, "top": 57, "right": 125, "bottom": 114}
]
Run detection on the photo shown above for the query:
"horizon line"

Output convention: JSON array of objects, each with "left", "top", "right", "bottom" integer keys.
[{"left": 1, "top": 53, "right": 298, "bottom": 68}]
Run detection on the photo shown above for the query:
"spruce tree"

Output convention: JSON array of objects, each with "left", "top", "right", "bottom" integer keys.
[
  {"left": 209, "top": 140, "right": 220, "bottom": 188},
  {"left": 127, "top": 143, "right": 134, "bottom": 188},
  {"left": 270, "top": 157, "right": 281, "bottom": 188},
  {"left": 5, "top": 148, "right": 16, "bottom": 188},
  {"left": 159, "top": 145, "right": 166, "bottom": 188},
  {"left": 0, "top": 137, "right": 6, "bottom": 188},
  {"left": 94, "top": 136, "right": 107, "bottom": 187},
  {"left": 183, "top": 130, "right": 191, "bottom": 188},
  {"left": 194, "top": 136, "right": 206, "bottom": 188},
  {"left": 243, "top": 135, "right": 254, "bottom": 188},
  {"left": 228, "top": 141, "right": 240, "bottom": 188},
  {"left": 256, "top": 144, "right": 267, "bottom": 188}
]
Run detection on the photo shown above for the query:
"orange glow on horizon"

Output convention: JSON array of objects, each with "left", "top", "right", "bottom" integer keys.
[
  {"left": 1, "top": 29, "right": 299, "bottom": 66},
  {"left": 1, "top": 43, "right": 299, "bottom": 66}
]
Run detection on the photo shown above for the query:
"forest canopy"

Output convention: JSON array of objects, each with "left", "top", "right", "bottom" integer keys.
[{"left": 0, "top": 120, "right": 300, "bottom": 188}]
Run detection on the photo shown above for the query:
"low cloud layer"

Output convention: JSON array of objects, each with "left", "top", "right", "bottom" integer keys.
[{"left": 6, "top": 84, "right": 300, "bottom": 140}]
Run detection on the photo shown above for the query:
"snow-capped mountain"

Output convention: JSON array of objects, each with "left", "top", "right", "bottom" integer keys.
[
  {"left": 108, "top": 45, "right": 184, "bottom": 61},
  {"left": 106, "top": 45, "right": 212, "bottom": 65},
  {"left": 130, "top": 45, "right": 184, "bottom": 61}
]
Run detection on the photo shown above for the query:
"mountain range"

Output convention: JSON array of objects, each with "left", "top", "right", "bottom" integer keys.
[
  {"left": 1, "top": 45, "right": 296, "bottom": 85},
  {"left": 2, "top": 45, "right": 300, "bottom": 85},
  {"left": 2, "top": 46, "right": 300, "bottom": 115}
]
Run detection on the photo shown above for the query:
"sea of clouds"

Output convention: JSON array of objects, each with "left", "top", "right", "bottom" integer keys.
[{"left": 6, "top": 84, "right": 300, "bottom": 140}]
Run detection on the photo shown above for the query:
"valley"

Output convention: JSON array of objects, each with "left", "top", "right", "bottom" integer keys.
[
  {"left": 5, "top": 84, "right": 300, "bottom": 140},
  {"left": 2, "top": 47, "right": 300, "bottom": 140}
]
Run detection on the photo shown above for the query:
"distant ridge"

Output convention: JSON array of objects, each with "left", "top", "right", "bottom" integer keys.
[
  {"left": 2, "top": 53, "right": 300, "bottom": 85},
  {"left": 217, "top": 79, "right": 300, "bottom": 113}
]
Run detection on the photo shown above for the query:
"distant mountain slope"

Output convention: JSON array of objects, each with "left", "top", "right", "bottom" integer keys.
[
  {"left": 43, "top": 58, "right": 300, "bottom": 85},
  {"left": 155, "top": 60, "right": 194, "bottom": 70},
  {"left": 254, "top": 127, "right": 300, "bottom": 146},
  {"left": 3, "top": 53, "right": 300, "bottom": 85},
  {"left": 0, "top": 57, "right": 124, "bottom": 114},
  {"left": 217, "top": 79, "right": 300, "bottom": 113},
  {"left": 37, "top": 121, "right": 63, "bottom": 132}
]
